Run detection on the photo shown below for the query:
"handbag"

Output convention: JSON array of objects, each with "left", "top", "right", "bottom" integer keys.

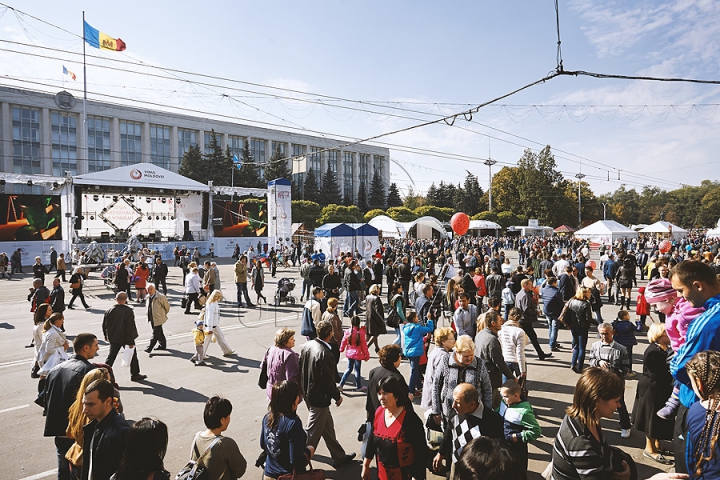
[
  {"left": 258, "top": 349, "right": 269, "bottom": 389},
  {"left": 38, "top": 348, "right": 69, "bottom": 375},
  {"left": 277, "top": 459, "right": 324, "bottom": 480},
  {"left": 175, "top": 433, "right": 223, "bottom": 480},
  {"left": 386, "top": 308, "right": 400, "bottom": 328},
  {"left": 181, "top": 296, "right": 188, "bottom": 309},
  {"left": 198, "top": 295, "right": 207, "bottom": 307},
  {"left": 70, "top": 280, "right": 81, "bottom": 289},
  {"left": 120, "top": 346, "right": 135, "bottom": 367}
]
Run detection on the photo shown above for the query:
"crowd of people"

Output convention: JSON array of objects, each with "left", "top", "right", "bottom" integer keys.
[{"left": 22, "top": 232, "right": 720, "bottom": 480}]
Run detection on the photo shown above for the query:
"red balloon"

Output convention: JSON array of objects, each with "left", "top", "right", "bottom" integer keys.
[
  {"left": 587, "top": 260, "right": 597, "bottom": 270},
  {"left": 450, "top": 212, "right": 470, "bottom": 236},
  {"left": 659, "top": 240, "right": 672, "bottom": 254}
]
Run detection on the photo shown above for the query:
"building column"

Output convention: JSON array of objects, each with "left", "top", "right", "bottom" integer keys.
[
  {"left": 353, "top": 153, "right": 360, "bottom": 201},
  {"left": 76, "top": 111, "right": 87, "bottom": 175},
  {"left": 0, "top": 103, "right": 10, "bottom": 173},
  {"left": 222, "top": 133, "right": 228, "bottom": 152},
  {"left": 337, "top": 150, "right": 345, "bottom": 198},
  {"left": 142, "top": 122, "right": 151, "bottom": 164},
  {"left": 170, "top": 126, "right": 179, "bottom": 172},
  {"left": 111, "top": 117, "right": 121, "bottom": 168},
  {"left": 41, "top": 108, "right": 52, "bottom": 175}
]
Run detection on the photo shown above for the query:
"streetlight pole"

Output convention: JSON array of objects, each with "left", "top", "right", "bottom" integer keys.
[
  {"left": 575, "top": 173, "right": 586, "bottom": 227},
  {"left": 601, "top": 202, "right": 608, "bottom": 220},
  {"left": 484, "top": 158, "right": 497, "bottom": 211}
]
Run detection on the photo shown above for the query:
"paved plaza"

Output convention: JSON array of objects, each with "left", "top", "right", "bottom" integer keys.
[{"left": 2, "top": 251, "right": 674, "bottom": 480}]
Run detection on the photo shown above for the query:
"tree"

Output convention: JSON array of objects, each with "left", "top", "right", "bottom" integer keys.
[
  {"left": 318, "top": 204, "right": 364, "bottom": 224},
  {"left": 426, "top": 181, "right": 457, "bottom": 209},
  {"left": 472, "top": 211, "right": 498, "bottom": 222},
  {"left": 303, "top": 168, "right": 321, "bottom": 203},
  {"left": 402, "top": 185, "right": 425, "bottom": 210},
  {"left": 320, "top": 165, "right": 343, "bottom": 206},
  {"left": 387, "top": 206, "right": 418, "bottom": 222},
  {"left": 357, "top": 181, "right": 369, "bottom": 212},
  {"left": 291, "top": 200, "right": 322, "bottom": 229},
  {"left": 343, "top": 190, "right": 354, "bottom": 206},
  {"left": 455, "top": 171, "right": 484, "bottom": 215},
  {"left": 237, "top": 139, "right": 263, "bottom": 188},
  {"left": 264, "top": 145, "right": 292, "bottom": 182},
  {"left": 201, "top": 130, "right": 234, "bottom": 186},
  {"left": 364, "top": 209, "right": 386, "bottom": 222},
  {"left": 414, "top": 205, "right": 452, "bottom": 221},
  {"left": 386, "top": 183, "right": 403, "bottom": 208},
  {"left": 368, "top": 169, "right": 387, "bottom": 210},
  {"left": 178, "top": 144, "right": 206, "bottom": 184}
]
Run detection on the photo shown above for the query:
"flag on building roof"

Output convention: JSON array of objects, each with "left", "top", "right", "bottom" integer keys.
[
  {"left": 83, "top": 21, "right": 126, "bottom": 51},
  {"left": 62, "top": 66, "right": 77, "bottom": 81}
]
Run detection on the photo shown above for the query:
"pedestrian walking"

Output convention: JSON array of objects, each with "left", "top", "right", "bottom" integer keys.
[
  {"left": 144, "top": 284, "right": 169, "bottom": 354},
  {"left": 102, "top": 292, "right": 146, "bottom": 382}
]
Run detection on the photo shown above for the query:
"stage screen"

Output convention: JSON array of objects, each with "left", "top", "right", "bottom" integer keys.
[
  {"left": 0, "top": 194, "right": 62, "bottom": 241},
  {"left": 212, "top": 200, "right": 267, "bottom": 237}
]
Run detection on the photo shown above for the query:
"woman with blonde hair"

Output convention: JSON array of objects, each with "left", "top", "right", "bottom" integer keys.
[
  {"left": 202, "top": 289, "right": 235, "bottom": 361},
  {"left": 564, "top": 286, "right": 595, "bottom": 373},
  {"left": 38, "top": 313, "right": 68, "bottom": 373},
  {"left": 421, "top": 327, "right": 455, "bottom": 410}
]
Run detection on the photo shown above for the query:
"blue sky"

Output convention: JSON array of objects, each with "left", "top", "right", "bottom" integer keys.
[{"left": 3, "top": 0, "right": 719, "bottom": 196}]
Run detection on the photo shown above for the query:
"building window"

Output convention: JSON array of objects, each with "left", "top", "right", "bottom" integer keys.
[
  {"left": 12, "top": 107, "right": 41, "bottom": 174},
  {"left": 271, "top": 141, "right": 286, "bottom": 156},
  {"left": 228, "top": 135, "right": 244, "bottom": 160},
  {"left": 309, "top": 147, "right": 322, "bottom": 186},
  {"left": 51, "top": 111, "right": 78, "bottom": 176},
  {"left": 178, "top": 128, "right": 197, "bottom": 156},
  {"left": 251, "top": 139, "right": 266, "bottom": 179},
  {"left": 292, "top": 144, "right": 306, "bottom": 197},
  {"left": 150, "top": 125, "right": 171, "bottom": 169},
  {"left": 359, "top": 154, "right": 369, "bottom": 181},
  {"left": 343, "top": 152, "right": 354, "bottom": 201},
  {"left": 120, "top": 121, "right": 142, "bottom": 166},
  {"left": 87, "top": 116, "right": 111, "bottom": 173},
  {"left": 374, "top": 155, "right": 385, "bottom": 178},
  {"left": 328, "top": 150, "right": 338, "bottom": 173},
  {"left": 204, "top": 131, "right": 220, "bottom": 154}
]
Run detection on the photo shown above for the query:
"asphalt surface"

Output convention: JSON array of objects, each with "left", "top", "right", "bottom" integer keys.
[{"left": 1, "top": 251, "right": 676, "bottom": 480}]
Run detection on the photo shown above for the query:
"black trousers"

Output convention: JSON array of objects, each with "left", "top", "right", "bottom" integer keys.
[
  {"left": 106, "top": 342, "right": 140, "bottom": 376},
  {"left": 147, "top": 325, "right": 166, "bottom": 350},
  {"left": 521, "top": 322, "right": 545, "bottom": 357},
  {"left": 673, "top": 404, "right": 689, "bottom": 474},
  {"left": 54, "top": 269, "right": 66, "bottom": 282},
  {"left": 185, "top": 292, "right": 201, "bottom": 313},
  {"left": 331, "top": 342, "right": 341, "bottom": 383},
  {"left": 155, "top": 277, "right": 167, "bottom": 295},
  {"left": 68, "top": 290, "right": 89, "bottom": 308}
]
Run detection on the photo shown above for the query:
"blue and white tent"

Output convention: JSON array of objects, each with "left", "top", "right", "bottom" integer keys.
[
  {"left": 314, "top": 223, "right": 355, "bottom": 261},
  {"left": 346, "top": 223, "right": 380, "bottom": 260}
]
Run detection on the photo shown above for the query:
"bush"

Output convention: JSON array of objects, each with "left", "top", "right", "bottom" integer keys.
[
  {"left": 414, "top": 206, "right": 452, "bottom": 222},
  {"left": 364, "top": 209, "right": 386, "bottom": 222},
  {"left": 386, "top": 207, "right": 418, "bottom": 222},
  {"left": 318, "top": 204, "right": 364, "bottom": 225},
  {"left": 472, "top": 211, "right": 498, "bottom": 222},
  {"left": 291, "top": 200, "right": 322, "bottom": 229}
]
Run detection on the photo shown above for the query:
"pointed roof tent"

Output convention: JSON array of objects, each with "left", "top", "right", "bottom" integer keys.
[
  {"left": 639, "top": 221, "right": 688, "bottom": 234},
  {"left": 345, "top": 223, "right": 379, "bottom": 236},
  {"left": 267, "top": 178, "right": 292, "bottom": 186},
  {"left": 368, "top": 215, "right": 408, "bottom": 238},
  {"left": 575, "top": 220, "right": 638, "bottom": 243},
  {"left": 73, "top": 163, "right": 207, "bottom": 191},
  {"left": 554, "top": 224, "right": 577, "bottom": 233},
  {"left": 314, "top": 223, "right": 355, "bottom": 237}
]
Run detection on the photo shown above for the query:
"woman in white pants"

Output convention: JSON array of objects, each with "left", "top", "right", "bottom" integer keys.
[{"left": 203, "top": 290, "right": 235, "bottom": 360}]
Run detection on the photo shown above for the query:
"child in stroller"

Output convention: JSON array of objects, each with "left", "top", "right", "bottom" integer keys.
[{"left": 274, "top": 277, "right": 296, "bottom": 306}]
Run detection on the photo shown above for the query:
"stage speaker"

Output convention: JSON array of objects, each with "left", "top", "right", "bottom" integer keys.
[
  {"left": 100, "top": 232, "right": 110, "bottom": 243},
  {"left": 74, "top": 186, "right": 83, "bottom": 230},
  {"left": 184, "top": 221, "right": 190, "bottom": 236},
  {"left": 148, "top": 233, "right": 156, "bottom": 241},
  {"left": 201, "top": 193, "right": 209, "bottom": 229}
]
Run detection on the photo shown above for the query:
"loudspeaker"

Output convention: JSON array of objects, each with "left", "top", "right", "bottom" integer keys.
[
  {"left": 184, "top": 221, "right": 190, "bottom": 235},
  {"left": 74, "top": 186, "right": 83, "bottom": 230},
  {"left": 201, "top": 193, "right": 209, "bottom": 229},
  {"left": 100, "top": 232, "right": 110, "bottom": 242}
]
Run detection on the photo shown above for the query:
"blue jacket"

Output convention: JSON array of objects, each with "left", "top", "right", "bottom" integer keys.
[
  {"left": 603, "top": 259, "right": 618, "bottom": 281},
  {"left": 402, "top": 320, "right": 434, "bottom": 358},
  {"left": 670, "top": 294, "right": 720, "bottom": 408},
  {"left": 541, "top": 284, "right": 564, "bottom": 318},
  {"left": 611, "top": 319, "right": 638, "bottom": 347},
  {"left": 261, "top": 413, "right": 310, "bottom": 478}
]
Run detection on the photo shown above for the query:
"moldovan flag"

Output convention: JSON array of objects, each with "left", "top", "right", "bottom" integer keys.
[
  {"left": 83, "top": 21, "right": 126, "bottom": 51},
  {"left": 62, "top": 66, "right": 76, "bottom": 80}
]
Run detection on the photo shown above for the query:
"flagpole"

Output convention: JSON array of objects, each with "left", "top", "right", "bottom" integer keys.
[{"left": 82, "top": 11, "right": 88, "bottom": 175}]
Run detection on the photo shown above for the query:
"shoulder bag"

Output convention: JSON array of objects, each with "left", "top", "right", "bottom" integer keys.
[
  {"left": 278, "top": 458, "right": 324, "bottom": 480},
  {"left": 175, "top": 433, "right": 223, "bottom": 480},
  {"left": 258, "top": 348, "right": 269, "bottom": 389}
]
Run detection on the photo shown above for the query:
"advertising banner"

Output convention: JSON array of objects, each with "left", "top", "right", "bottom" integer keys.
[{"left": 0, "top": 194, "right": 62, "bottom": 241}]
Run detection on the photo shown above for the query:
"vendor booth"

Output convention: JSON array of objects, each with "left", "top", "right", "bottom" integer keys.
[
  {"left": 314, "top": 223, "right": 355, "bottom": 259},
  {"left": 574, "top": 220, "right": 638, "bottom": 247},
  {"left": 639, "top": 221, "right": 688, "bottom": 241},
  {"left": 468, "top": 220, "right": 502, "bottom": 236},
  {"left": 346, "top": 223, "right": 380, "bottom": 259},
  {"left": 368, "top": 215, "right": 407, "bottom": 239}
]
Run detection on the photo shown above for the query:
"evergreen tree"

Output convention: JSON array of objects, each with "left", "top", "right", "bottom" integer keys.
[
  {"left": 178, "top": 144, "right": 207, "bottom": 184},
  {"left": 425, "top": 183, "right": 439, "bottom": 206},
  {"left": 303, "top": 168, "right": 321, "bottom": 203},
  {"left": 202, "top": 130, "right": 234, "bottom": 186},
  {"left": 343, "top": 190, "right": 354, "bottom": 206},
  {"left": 237, "top": 139, "right": 263, "bottom": 188},
  {"left": 357, "top": 181, "right": 369, "bottom": 212},
  {"left": 320, "top": 165, "right": 343, "bottom": 206},
  {"left": 264, "top": 145, "right": 292, "bottom": 182},
  {"left": 386, "top": 183, "right": 403, "bottom": 207},
  {"left": 369, "top": 169, "right": 387, "bottom": 210}
]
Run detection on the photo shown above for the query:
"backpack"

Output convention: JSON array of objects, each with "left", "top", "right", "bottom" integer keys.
[
  {"left": 387, "top": 294, "right": 404, "bottom": 328},
  {"left": 175, "top": 434, "right": 223, "bottom": 480}
]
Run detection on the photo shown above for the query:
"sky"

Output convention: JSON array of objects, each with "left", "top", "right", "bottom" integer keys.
[{"left": 2, "top": 0, "right": 720, "bottom": 197}]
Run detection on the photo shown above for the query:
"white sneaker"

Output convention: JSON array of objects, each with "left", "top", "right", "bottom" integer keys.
[{"left": 620, "top": 428, "right": 631, "bottom": 438}]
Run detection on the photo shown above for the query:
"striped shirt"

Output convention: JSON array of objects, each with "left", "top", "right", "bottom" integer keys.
[{"left": 552, "top": 415, "right": 618, "bottom": 480}]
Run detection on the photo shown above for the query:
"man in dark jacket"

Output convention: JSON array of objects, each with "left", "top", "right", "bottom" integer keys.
[
  {"left": 485, "top": 267, "right": 504, "bottom": 300},
  {"left": 49, "top": 278, "right": 65, "bottom": 313},
  {"left": 475, "top": 310, "right": 516, "bottom": 408},
  {"left": 541, "top": 276, "right": 564, "bottom": 351},
  {"left": 103, "top": 292, "right": 146, "bottom": 382},
  {"left": 321, "top": 264, "right": 342, "bottom": 299},
  {"left": 81, "top": 379, "right": 130, "bottom": 480},
  {"left": 558, "top": 265, "right": 577, "bottom": 302},
  {"left": 396, "top": 256, "right": 412, "bottom": 305},
  {"left": 43, "top": 333, "right": 98, "bottom": 480},
  {"left": 515, "top": 279, "right": 551, "bottom": 361},
  {"left": 603, "top": 253, "right": 619, "bottom": 304},
  {"left": 308, "top": 259, "right": 326, "bottom": 288},
  {"left": 300, "top": 321, "right": 355, "bottom": 467},
  {"left": 33, "top": 256, "right": 50, "bottom": 282},
  {"left": 343, "top": 262, "right": 362, "bottom": 317},
  {"left": 152, "top": 257, "right": 168, "bottom": 295}
]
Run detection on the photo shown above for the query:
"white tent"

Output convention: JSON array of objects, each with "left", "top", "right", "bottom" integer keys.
[
  {"left": 639, "top": 221, "right": 688, "bottom": 241},
  {"left": 574, "top": 220, "right": 638, "bottom": 246},
  {"left": 403, "top": 216, "right": 447, "bottom": 239},
  {"left": 314, "top": 223, "right": 355, "bottom": 260},
  {"left": 468, "top": 220, "right": 502, "bottom": 234},
  {"left": 368, "top": 215, "right": 407, "bottom": 238}
]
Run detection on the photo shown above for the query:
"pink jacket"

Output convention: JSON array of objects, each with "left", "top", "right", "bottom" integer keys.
[
  {"left": 666, "top": 297, "right": 705, "bottom": 352},
  {"left": 340, "top": 327, "right": 370, "bottom": 361}
]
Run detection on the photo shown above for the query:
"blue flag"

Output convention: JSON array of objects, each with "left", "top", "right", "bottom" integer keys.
[{"left": 233, "top": 155, "right": 242, "bottom": 169}]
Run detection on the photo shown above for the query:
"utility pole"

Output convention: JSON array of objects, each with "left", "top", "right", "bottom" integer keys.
[
  {"left": 484, "top": 158, "right": 497, "bottom": 211},
  {"left": 575, "top": 173, "right": 586, "bottom": 227},
  {"left": 602, "top": 202, "right": 608, "bottom": 220}
]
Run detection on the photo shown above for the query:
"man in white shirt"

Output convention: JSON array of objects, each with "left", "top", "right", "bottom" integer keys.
[{"left": 453, "top": 293, "right": 478, "bottom": 338}]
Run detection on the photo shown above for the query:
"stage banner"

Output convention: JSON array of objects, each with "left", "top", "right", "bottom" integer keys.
[
  {"left": 0, "top": 194, "right": 62, "bottom": 241},
  {"left": 267, "top": 180, "right": 292, "bottom": 247},
  {"left": 215, "top": 237, "right": 268, "bottom": 258},
  {"left": 0, "top": 240, "right": 64, "bottom": 265}
]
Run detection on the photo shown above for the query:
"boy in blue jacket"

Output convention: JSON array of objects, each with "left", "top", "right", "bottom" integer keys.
[{"left": 402, "top": 311, "right": 434, "bottom": 397}]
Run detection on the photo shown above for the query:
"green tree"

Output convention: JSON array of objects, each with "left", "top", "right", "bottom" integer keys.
[
  {"left": 291, "top": 200, "right": 322, "bottom": 229},
  {"left": 357, "top": 181, "right": 369, "bottom": 212},
  {"left": 202, "top": 130, "right": 234, "bottom": 186},
  {"left": 454, "top": 171, "right": 484, "bottom": 215},
  {"left": 237, "top": 139, "right": 263, "bottom": 188},
  {"left": 402, "top": 185, "right": 425, "bottom": 210},
  {"left": 387, "top": 206, "right": 418, "bottom": 222},
  {"left": 320, "top": 165, "right": 343, "bottom": 206},
  {"left": 303, "top": 168, "right": 321, "bottom": 204},
  {"left": 472, "top": 211, "right": 498, "bottom": 222},
  {"left": 178, "top": 144, "right": 207, "bottom": 184},
  {"left": 496, "top": 211, "right": 519, "bottom": 229},
  {"left": 414, "top": 205, "right": 452, "bottom": 221},
  {"left": 318, "top": 204, "right": 364, "bottom": 224},
  {"left": 386, "top": 183, "right": 403, "bottom": 208},
  {"left": 264, "top": 145, "right": 292, "bottom": 182},
  {"left": 368, "top": 169, "right": 387, "bottom": 210},
  {"left": 343, "top": 190, "right": 354, "bottom": 206},
  {"left": 364, "top": 209, "right": 386, "bottom": 222}
]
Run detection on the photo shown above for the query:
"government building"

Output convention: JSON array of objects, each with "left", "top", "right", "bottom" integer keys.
[{"left": 0, "top": 86, "right": 390, "bottom": 199}]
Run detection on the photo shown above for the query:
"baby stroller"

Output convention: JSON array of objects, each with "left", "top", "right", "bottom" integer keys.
[
  {"left": 101, "top": 265, "right": 118, "bottom": 293},
  {"left": 274, "top": 278, "right": 296, "bottom": 306}
]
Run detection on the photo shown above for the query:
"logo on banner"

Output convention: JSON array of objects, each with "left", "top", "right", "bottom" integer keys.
[{"left": 130, "top": 169, "right": 143, "bottom": 180}]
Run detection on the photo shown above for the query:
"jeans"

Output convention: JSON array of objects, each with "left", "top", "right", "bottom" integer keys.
[
  {"left": 594, "top": 309, "right": 603, "bottom": 324},
  {"left": 301, "top": 279, "right": 312, "bottom": 300},
  {"left": 504, "top": 361, "right": 521, "bottom": 383},
  {"left": 236, "top": 282, "right": 253, "bottom": 306},
  {"left": 547, "top": 316, "right": 559, "bottom": 349},
  {"left": 55, "top": 436, "right": 74, "bottom": 480},
  {"left": 400, "top": 280, "right": 410, "bottom": 305},
  {"left": 504, "top": 304, "right": 513, "bottom": 321},
  {"left": 339, "top": 358, "right": 363, "bottom": 388},
  {"left": 617, "top": 391, "right": 631, "bottom": 429},
  {"left": 408, "top": 356, "right": 422, "bottom": 394},
  {"left": 392, "top": 327, "right": 402, "bottom": 345},
  {"left": 570, "top": 326, "right": 589, "bottom": 371},
  {"left": 344, "top": 290, "right": 360, "bottom": 317}
]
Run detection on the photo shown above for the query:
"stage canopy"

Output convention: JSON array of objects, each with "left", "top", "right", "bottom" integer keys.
[
  {"left": 639, "top": 221, "right": 688, "bottom": 240},
  {"left": 73, "top": 163, "right": 207, "bottom": 191},
  {"left": 575, "top": 220, "right": 638, "bottom": 245}
]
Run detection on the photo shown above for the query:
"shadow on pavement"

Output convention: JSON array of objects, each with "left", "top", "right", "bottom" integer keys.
[{"left": 122, "top": 380, "right": 208, "bottom": 403}]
